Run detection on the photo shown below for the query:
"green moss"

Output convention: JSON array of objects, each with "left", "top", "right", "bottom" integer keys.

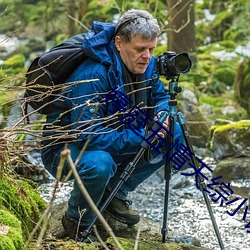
[
  {"left": 0, "top": 175, "right": 47, "bottom": 239},
  {"left": 217, "top": 40, "right": 237, "bottom": 51},
  {"left": 199, "top": 95, "right": 224, "bottom": 107},
  {"left": 0, "top": 235, "right": 16, "bottom": 250},
  {"left": 213, "top": 120, "right": 250, "bottom": 133},
  {"left": 105, "top": 237, "right": 205, "bottom": 250},
  {"left": 0, "top": 209, "right": 24, "bottom": 249},
  {"left": 0, "top": 54, "right": 26, "bottom": 86},
  {"left": 1, "top": 54, "right": 25, "bottom": 69},
  {"left": 0, "top": 209, "right": 21, "bottom": 229},
  {"left": 7, "top": 228, "right": 24, "bottom": 249},
  {"left": 213, "top": 67, "right": 235, "bottom": 86}
]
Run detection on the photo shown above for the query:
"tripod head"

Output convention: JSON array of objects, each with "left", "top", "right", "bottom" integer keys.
[{"left": 168, "top": 76, "right": 182, "bottom": 100}]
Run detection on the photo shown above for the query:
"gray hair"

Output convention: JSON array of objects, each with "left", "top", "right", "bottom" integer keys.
[{"left": 115, "top": 9, "right": 160, "bottom": 43}]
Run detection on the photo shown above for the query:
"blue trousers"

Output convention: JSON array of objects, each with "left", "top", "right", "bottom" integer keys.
[{"left": 41, "top": 123, "right": 184, "bottom": 226}]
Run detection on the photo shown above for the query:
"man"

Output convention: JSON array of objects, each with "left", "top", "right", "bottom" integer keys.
[{"left": 41, "top": 9, "right": 184, "bottom": 241}]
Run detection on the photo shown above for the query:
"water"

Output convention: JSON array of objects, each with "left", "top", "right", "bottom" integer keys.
[{"left": 38, "top": 157, "right": 250, "bottom": 250}]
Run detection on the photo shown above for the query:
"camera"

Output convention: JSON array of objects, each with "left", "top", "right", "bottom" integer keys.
[{"left": 156, "top": 51, "right": 192, "bottom": 79}]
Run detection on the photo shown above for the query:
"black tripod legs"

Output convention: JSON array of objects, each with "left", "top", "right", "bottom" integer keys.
[{"left": 177, "top": 112, "right": 225, "bottom": 250}]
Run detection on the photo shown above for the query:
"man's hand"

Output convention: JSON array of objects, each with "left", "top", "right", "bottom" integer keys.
[{"left": 154, "top": 111, "right": 169, "bottom": 139}]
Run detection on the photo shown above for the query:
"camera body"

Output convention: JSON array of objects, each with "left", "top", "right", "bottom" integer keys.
[{"left": 156, "top": 51, "right": 192, "bottom": 79}]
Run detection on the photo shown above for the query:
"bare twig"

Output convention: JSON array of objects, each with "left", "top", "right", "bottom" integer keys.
[
  {"left": 68, "top": 14, "right": 90, "bottom": 31},
  {"left": 134, "top": 220, "right": 142, "bottom": 250},
  {"left": 93, "top": 225, "right": 110, "bottom": 250},
  {"left": 61, "top": 148, "right": 124, "bottom": 250}
]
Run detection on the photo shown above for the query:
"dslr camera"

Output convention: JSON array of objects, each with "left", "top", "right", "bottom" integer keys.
[{"left": 156, "top": 51, "right": 192, "bottom": 79}]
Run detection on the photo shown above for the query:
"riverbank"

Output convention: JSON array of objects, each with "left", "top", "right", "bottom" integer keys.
[{"left": 38, "top": 157, "right": 250, "bottom": 250}]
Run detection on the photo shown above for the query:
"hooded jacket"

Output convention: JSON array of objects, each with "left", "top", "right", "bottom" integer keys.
[{"left": 43, "top": 21, "right": 170, "bottom": 156}]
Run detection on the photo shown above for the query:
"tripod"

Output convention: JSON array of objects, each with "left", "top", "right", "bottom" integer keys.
[{"left": 161, "top": 77, "right": 225, "bottom": 249}]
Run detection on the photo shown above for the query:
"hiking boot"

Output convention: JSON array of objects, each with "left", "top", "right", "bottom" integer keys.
[
  {"left": 61, "top": 213, "right": 97, "bottom": 243},
  {"left": 105, "top": 196, "right": 140, "bottom": 225}
]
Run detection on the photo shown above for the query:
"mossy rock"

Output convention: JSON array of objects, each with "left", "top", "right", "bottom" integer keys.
[
  {"left": 209, "top": 120, "right": 250, "bottom": 160},
  {"left": 199, "top": 92, "right": 249, "bottom": 122},
  {"left": 106, "top": 237, "right": 210, "bottom": 250},
  {"left": 0, "top": 209, "right": 24, "bottom": 250},
  {"left": 0, "top": 174, "right": 47, "bottom": 239},
  {"left": 213, "top": 157, "right": 250, "bottom": 182}
]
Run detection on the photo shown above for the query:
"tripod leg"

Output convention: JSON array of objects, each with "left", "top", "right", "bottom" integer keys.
[
  {"left": 177, "top": 112, "right": 225, "bottom": 250},
  {"left": 162, "top": 114, "right": 175, "bottom": 243},
  {"left": 81, "top": 148, "right": 145, "bottom": 240}
]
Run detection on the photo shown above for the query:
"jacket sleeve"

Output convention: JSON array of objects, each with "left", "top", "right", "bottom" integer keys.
[{"left": 65, "top": 61, "right": 145, "bottom": 156}]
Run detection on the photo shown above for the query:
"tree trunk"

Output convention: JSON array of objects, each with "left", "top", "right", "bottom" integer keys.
[
  {"left": 78, "top": 0, "right": 88, "bottom": 20},
  {"left": 167, "top": 0, "right": 196, "bottom": 62},
  {"left": 67, "top": 0, "right": 77, "bottom": 36}
]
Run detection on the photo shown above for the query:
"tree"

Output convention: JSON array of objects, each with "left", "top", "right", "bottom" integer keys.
[{"left": 166, "top": 0, "right": 196, "bottom": 62}]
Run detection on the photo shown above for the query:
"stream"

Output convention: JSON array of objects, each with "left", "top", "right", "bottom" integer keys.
[
  {"left": 38, "top": 156, "right": 250, "bottom": 250},
  {"left": 2, "top": 33, "right": 250, "bottom": 249}
]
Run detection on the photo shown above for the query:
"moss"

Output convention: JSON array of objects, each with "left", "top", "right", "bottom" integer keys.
[
  {"left": 105, "top": 237, "right": 206, "bottom": 250},
  {"left": 0, "top": 209, "right": 24, "bottom": 249},
  {"left": 213, "top": 67, "right": 235, "bottom": 86},
  {"left": 0, "top": 54, "right": 26, "bottom": 86},
  {"left": 0, "top": 235, "right": 16, "bottom": 250},
  {"left": 199, "top": 95, "right": 224, "bottom": 107},
  {"left": 0, "top": 209, "right": 21, "bottom": 229},
  {"left": 7, "top": 228, "right": 24, "bottom": 249},
  {"left": 0, "top": 174, "right": 47, "bottom": 239},
  {"left": 213, "top": 120, "right": 250, "bottom": 133},
  {"left": 209, "top": 120, "right": 250, "bottom": 151},
  {"left": 1, "top": 54, "right": 25, "bottom": 69}
]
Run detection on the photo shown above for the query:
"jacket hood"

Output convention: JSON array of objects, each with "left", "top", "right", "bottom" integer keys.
[{"left": 82, "top": 21, "right": 116, "bottom": 65}]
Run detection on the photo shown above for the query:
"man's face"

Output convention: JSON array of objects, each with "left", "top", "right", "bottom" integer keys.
[{"left": 115, "top": 35, "right": 157, "bottom": 74}]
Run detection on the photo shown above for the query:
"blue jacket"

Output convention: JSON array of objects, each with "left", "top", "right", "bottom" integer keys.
[{"left": 44, "top": 21, "right": 170, "bottom": 156}]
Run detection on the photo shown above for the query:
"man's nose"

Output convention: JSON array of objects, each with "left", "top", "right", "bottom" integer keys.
[{"left": 142, "top": 49, "right": 151, "bottom": 59}]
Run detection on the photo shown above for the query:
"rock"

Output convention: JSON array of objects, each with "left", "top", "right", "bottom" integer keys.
[
  {"left": 213, "top": 157, "right": 250, "bottom": 182},
  {"left": 181, "top": 89, "right": 199, "bottom": 105},
  {"left": 43, "top": 201, "right": 212, "bottom": 250},
  {"left": 209, "top": 120, "right": 250, "bottom": 160},
  {"left": 179, "top": 100, "right": 211, "bottom": 148}
]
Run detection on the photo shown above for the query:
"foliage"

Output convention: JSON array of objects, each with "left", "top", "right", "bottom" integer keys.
[
  {"left": 197, "top": 0, "right": 250, "bottom": 46},
  {"left": 234, "top": 57, "right": 250, "bottom": 115}
]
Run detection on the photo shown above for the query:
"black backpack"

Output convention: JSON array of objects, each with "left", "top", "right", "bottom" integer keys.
[{"left": 24, "top": 34, "right": 87, "bottom": 115}]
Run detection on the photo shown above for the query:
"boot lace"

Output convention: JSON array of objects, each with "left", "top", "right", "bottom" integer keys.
[{"left": 123, "top": 200, "right": 132, "bottom": 209}]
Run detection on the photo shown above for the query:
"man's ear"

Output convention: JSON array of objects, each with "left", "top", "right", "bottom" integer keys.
[{"left": 115, "top": 36, "right": 122, "bottom": 51}]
